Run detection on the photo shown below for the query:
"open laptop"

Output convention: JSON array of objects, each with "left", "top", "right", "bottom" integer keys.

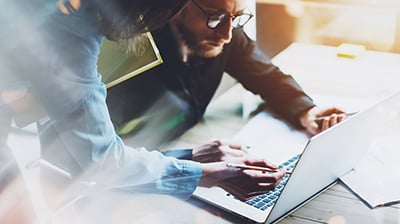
[{"left": 193, "top": 91, "right": 400, "bottom": 223}]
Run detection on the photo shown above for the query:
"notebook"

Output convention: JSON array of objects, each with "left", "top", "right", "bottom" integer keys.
[
  {"left": 97, "top": 32, "right": 163, "bottom": 89},
  {"left": 193, "top": 91, "right": 400, "bottom": 223}
]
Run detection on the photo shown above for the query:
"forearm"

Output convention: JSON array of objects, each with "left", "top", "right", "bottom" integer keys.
[
  {"left": 226, "top": 30, "right": 315, "bottom": 126},
  {"left": 39, "top": 100, "right": 201, "bottom": 199}
]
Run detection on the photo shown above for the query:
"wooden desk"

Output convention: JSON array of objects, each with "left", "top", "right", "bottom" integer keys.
[
  {"left": 158, "top": 43, "right": 400, "bottom": 223},
  {"left": 157, "top": 87, "right": 400, "bottom": 224},
  {"left": 22, "top": 43, "right": 400, "bottom": 223},
  {"left": 39, "top": 83, "right": 400, "bottom": 224}
]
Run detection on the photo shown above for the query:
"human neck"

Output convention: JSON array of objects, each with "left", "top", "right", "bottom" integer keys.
[{"left": 170, "top": 22, "right": 194, "bottom": 63}]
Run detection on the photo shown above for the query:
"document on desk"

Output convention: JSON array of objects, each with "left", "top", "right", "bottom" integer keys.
[
  {"left": 337, "top": 92, "right": 400, "bottom": 208},
  {"left": 340, "top": 134, "right": 400, "bottom": 208}
]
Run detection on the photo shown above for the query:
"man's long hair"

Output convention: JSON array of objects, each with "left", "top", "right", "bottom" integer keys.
[{"left": 93, "top": 0, "right": 187, "bottom": 41}]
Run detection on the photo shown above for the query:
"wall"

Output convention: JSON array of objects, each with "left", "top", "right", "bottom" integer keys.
[{"left": 256, "top": 1, "right": 400, "bottom": 58}]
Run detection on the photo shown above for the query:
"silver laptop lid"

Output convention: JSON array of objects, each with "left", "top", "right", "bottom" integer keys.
[{"left": 269, "top": 92, "right": 399, "bottom": 223}]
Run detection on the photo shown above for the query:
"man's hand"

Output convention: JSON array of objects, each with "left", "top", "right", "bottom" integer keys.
[
  {"left": 299, "top": 106, "right": 347, "bottom": 136},
  {"left": 192, "top": 139, "right": 248, "bottom": 163},
  {"left": 199, "top": 158, "right": 286, "bottom": 201}
]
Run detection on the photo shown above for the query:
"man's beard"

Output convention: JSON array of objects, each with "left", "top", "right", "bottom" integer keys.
[{"left": 173, "top": 22, "right": 224, "bottom": 58}]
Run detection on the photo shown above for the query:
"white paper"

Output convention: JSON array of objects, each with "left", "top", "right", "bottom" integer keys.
[{"left": 341, "top": 134, "right": 400, "bottom": 208}]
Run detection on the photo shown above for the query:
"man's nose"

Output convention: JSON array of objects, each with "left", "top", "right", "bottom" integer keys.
[{"left": 215, "top": 18, "right": 233, "bottom": 42}]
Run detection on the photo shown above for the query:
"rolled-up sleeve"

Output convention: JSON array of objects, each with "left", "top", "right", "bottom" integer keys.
[{"left": 9, "top": 2, "right": 203, "bottom": 199}]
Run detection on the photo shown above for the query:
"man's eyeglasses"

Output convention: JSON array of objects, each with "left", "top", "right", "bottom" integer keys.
[{"left": 191, "top": 0, "right": 254, "bottom": 29}]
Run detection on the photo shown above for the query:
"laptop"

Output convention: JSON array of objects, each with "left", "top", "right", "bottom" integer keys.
[{"left": 193, "top": 91, "right": 400, "bottom": 223}]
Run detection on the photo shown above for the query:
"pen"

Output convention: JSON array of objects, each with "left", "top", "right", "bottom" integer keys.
[
  {"left": 226, "top": 163, "right": 292, "bottom": 174},
  {"left": 377, "top": 200, "right": 400, "bottom": 207},
  {"left": 314, "top": 112, "right": 357, "bottom": 126}
]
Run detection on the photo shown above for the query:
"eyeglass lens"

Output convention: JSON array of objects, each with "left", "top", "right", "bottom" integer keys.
[{"left": 208, "top": 13, "right": 252, "bottom": 29}]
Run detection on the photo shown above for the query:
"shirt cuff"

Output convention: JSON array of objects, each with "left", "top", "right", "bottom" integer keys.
[{"left": 158, "top": 159, "right": 202, "bottom": 199}]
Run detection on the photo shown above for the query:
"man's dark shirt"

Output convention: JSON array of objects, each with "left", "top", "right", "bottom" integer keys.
[{"left": 106, "top": 25, "right": 315, "bottom": 148}]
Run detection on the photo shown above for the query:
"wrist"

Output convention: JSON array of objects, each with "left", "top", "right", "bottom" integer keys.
[
  {"left": 198, "top": 162, "right": 228, "bottom": 187},
  {"left": 298, "top": 106, "right": 316, "bottom": 128}
]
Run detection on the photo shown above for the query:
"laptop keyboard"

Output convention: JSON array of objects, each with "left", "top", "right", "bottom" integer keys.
[{"left": 245, "top": 153, "right": 301, "bottom": 211}]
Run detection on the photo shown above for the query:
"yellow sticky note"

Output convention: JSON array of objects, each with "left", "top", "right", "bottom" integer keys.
[{"left": 337, "top": 43, "right": 365, "bottom": 59}]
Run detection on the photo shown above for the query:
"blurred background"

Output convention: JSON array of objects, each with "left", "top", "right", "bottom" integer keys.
[{"left": 256, "top": 0, "right": 400, "bottom": 57}]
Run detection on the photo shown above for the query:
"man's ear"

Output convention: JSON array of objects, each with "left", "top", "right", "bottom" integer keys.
[{"left": 57, "top": 0, "right": 81, "bottom": 15}]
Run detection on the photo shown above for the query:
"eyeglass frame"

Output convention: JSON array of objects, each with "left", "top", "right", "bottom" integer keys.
[{"left": 191, "top": 0, "right": 254, "bottom": 29}]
